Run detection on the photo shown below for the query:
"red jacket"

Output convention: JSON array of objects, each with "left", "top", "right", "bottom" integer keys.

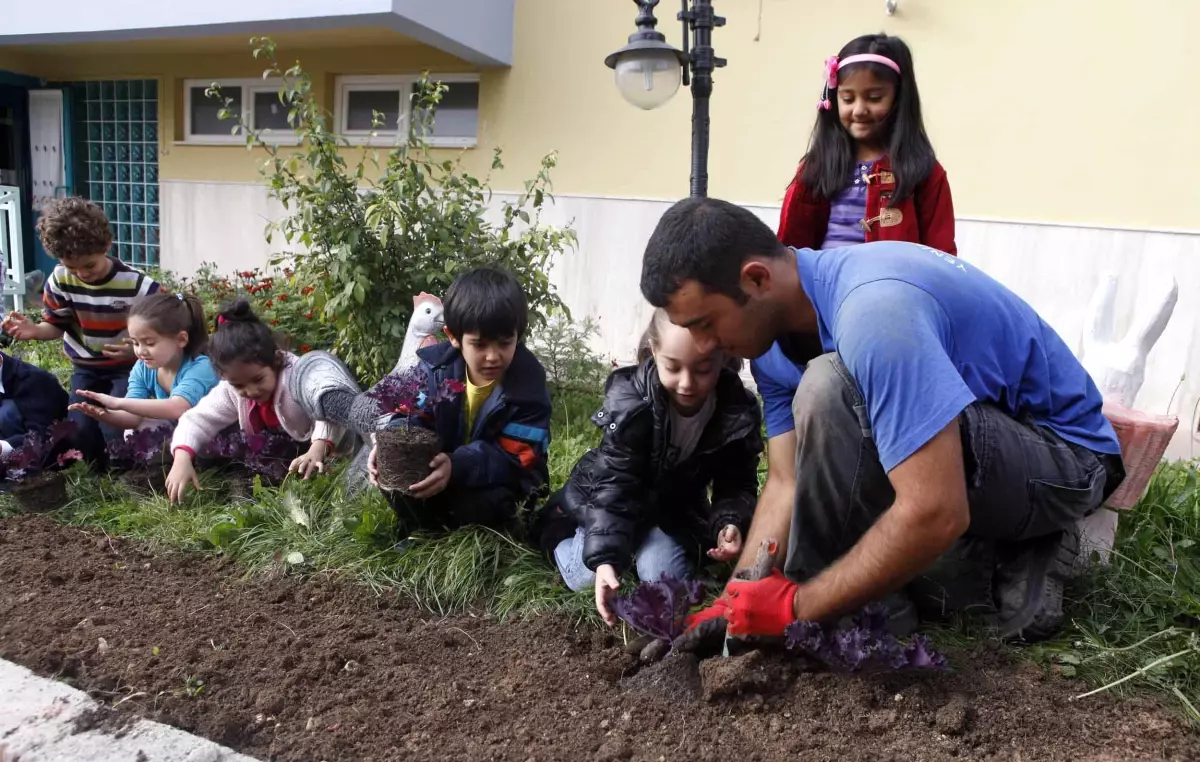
[{"left": 777, "top": 156, "right": 957, "bottom": 255}]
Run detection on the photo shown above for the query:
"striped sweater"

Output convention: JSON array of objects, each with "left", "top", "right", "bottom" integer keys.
[{"left": 41, "top": 258, "right": 160, "bottom": 368}]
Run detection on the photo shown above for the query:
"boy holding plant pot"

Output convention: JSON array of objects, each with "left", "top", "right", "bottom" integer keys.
[{"left": 345, "top": 268, "right": 552, "bottom": 534}]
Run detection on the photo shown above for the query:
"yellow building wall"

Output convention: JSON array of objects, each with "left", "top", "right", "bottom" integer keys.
[{"left": 4, "top": 0, "right": 1197, "bottom": 230}]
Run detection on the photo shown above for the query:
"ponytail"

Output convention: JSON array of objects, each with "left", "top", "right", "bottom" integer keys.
[{"left": 208, "top": 299, "right": 283, "bottom": 372}]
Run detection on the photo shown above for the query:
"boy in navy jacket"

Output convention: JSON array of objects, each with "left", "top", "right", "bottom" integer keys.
[
  {"left": 0, "top": 351, "right": 70, "bottom": 457},
  {"left": 319, "top": 267, "right": 551, "bottom": 533}
]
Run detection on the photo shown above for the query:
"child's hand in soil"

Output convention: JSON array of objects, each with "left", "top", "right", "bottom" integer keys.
[
  {"left": 594, "top": 563, "right": 621, "bottom": 626},
  {"left": 289, "top": 440, "right": 329, "bottom": 479},
  {"left": 68, "top": 401, "right": 108, "bottom": 421},
  {"left": 75, "top": 389, "right": 122, "bottom": 411},
  {"left": 409, "top": 453, "right": 451, "bottom": 499},
  {"left": 2, "top": 312, "right": 37, "bottom": 340},
  {"left": 707, "top": 524, "right": 743, "bottom": 562},
  {"left": 166, "top": 452, "right": 201, "bottom": 504}
]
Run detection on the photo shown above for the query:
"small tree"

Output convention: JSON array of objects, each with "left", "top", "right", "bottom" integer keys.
[{"left": 210, "top": 37, "right": 577, "bottom": 381}]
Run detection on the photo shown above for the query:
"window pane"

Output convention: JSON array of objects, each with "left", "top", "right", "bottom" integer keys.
[
  {"left": 345, "top": 89, "right": 400, "bottom": 132},
  {"left": 190, "top": 86, "right": 240, "bottom": 136},
  {"left": 416, "top": 81, "right": 479, "bottom": 139},
  {"left": 253, "top": 90, "right": 295, "bottom": 131}
]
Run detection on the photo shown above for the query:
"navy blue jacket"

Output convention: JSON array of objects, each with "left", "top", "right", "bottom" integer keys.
[
  {"left": 0, "top": 352, "right": 69, "bottom": 449},
  {"left": 414, "top": 341, "right": 552, "bottom": 497}
]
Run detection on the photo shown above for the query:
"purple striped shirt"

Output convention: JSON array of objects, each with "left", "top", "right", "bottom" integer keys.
[{"left": 820, "top": 161, "right": 873, "bottom": 249}]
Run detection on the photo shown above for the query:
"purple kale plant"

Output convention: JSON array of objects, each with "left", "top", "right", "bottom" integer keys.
[
  {"left": 201, "top": 428, "right": 296, "bottom": 482},
  {"left": 784, "top": 603, "right": 948, "bottom": 672},
  {"left": 368, "top": 367, "right": 465, "bottom": 426},
  {"left": 106, "top": 425, "right": 173, "bottom": 471},
  {"left": 241, "top": 430, "right": 297, "bottom": 482},
  {"left": 612, "top": 573, "right": 707, "bottom": 644},
  {"left": 2, "top": 420, "right": 80, "bottom": 481}
]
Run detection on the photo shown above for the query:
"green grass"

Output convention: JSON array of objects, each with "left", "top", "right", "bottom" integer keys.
[
  {"left": 0, "top": 386, "right": 603, "bottom": 625},
  {"left": 1038, "top": 461, "right": 1200, "bottom": 720},
  {"left": 0, "top": 351, "right": 1197, "bottom": 721}
]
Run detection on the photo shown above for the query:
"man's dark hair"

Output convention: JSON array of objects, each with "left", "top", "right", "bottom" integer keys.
[
  {"left": 35, "top": 197, "right": 113, "bottom": 261},
  {"left": 640, "top": 197, "right": 786, "bottom": 307},
  {"left": 444, "top": 266, "right": 529, "bottom": 341}
]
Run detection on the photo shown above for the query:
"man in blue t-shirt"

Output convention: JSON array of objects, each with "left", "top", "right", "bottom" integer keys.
[{"left": 640, "top": 197, "right": 1125, "bottom": 645}]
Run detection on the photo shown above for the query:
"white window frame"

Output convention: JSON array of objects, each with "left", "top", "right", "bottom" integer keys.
[
  {"left": 182, "top": 78, "right": 301, "bottom": 146},
  {"left": 334, "top": 74, "right": 480, "bottom": 148}
]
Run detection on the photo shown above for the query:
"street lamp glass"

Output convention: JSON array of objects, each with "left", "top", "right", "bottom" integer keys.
[{"left": 614, "top": 49, "right": 682, "bottom": 110}]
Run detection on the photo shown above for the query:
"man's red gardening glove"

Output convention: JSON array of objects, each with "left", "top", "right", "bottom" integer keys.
[
  {"left": 671, "top": 598, "right": 731, "bottom": 654},
  {"left": 725, "top": 569, "right": 800, "bottom": 638},
  {"left": 684, "top": 597, "right": 731, "bottom": 631}
]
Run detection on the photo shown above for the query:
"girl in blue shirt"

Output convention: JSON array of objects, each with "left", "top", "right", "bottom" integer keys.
[{"left": 70, "top": 292, "right": 219, "bottom": 431}]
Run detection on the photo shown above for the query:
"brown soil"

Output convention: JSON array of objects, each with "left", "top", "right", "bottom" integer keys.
[
  {"left": 10, "top": 471, "right": 69, "bottom": 513},
  {"left": 119, "top": 467, "right": 169, "bottom": 498},
  {"left": 1, "top": 515, "right": 1196, "bottom": 762},
  {"left": 374, "top": 426, "right": 440, "bottom": 493}
]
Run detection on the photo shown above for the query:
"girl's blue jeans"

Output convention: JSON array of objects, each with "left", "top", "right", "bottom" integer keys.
[{"left": 554, "top": 526, "right": 692, "bottom": 592}]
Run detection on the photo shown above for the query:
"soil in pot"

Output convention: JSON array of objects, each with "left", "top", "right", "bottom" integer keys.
[
  {"left": 375, "top": 426, "right": 442, "bottom": 494},
  {"left": 11, "top": 471, "right": 69, "bottom": 513}
]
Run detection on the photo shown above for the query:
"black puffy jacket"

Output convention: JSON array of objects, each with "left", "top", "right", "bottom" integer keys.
[{"left": 540, "top": 357, "right": 763, "bottom": 574}]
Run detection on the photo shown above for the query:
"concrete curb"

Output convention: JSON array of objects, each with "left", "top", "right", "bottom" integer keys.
[{"left": 0, "top": 658, "right": 259, "bottom": 762}]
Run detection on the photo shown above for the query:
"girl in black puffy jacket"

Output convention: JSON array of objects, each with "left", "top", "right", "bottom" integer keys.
[{"left": 537, "top": 309, "right": 763, "bottom": 625}]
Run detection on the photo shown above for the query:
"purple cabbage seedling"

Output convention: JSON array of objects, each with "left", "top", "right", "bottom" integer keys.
[
  {"left": 612, "top": 573, "right": 707, "bottom": 644},
  {"left": 784, "top": 603, "right": 948, "bottom": 672},
  {"left": 368, "top": 368, "right": 465, "bottom": 426},
  {"left": 202, "top": 428, "right": 297, "bottom": 482},
  {"left": 2, "top": 420, "right": 80, "bottom": 481},
  {"left": 106, "top": 425, "right": 173, "bottom": 471}
]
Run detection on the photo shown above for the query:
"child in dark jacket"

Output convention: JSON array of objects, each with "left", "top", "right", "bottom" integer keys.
[
  {"left": 537, "top": 309, "right": 763, "bottom": 626},
  {"left": 353, "top": 268, "right": 552, "bottom": 533},
  {"left": 0, "top": 352, "right": 69, "bottom": 457}
]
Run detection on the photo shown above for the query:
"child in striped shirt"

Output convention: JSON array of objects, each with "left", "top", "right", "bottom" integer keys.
[{"left": 2, "top": 197, "right": 159, "bottom": 464}]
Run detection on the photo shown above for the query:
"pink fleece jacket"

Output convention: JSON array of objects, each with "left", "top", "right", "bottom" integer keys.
[{"left": 171, "top": 353, "right": 335, "bottom": 455}]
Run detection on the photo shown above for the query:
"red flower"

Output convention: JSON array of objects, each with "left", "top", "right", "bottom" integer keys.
[
  {"left": 271, "top": 319, "right": 280, "bottom": 326},
  {"left": 304, "top": 311, "right": 315, "bottom": 320},
  {"left": 301, "top": 286, "right": 314, "bottom": 296},
  {"left": 265, "top": 298, "right": 274, "bottom": 308},
  {"left": 298, "top": 344, "right": 311, "bottom": 354},
  {"left": 277, "top": 293, "right": 288, "bottom": 302}
]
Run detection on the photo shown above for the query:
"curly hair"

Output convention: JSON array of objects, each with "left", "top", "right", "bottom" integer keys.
[{"left": 35, "top": 197, "right": 113, "bottom": 260}]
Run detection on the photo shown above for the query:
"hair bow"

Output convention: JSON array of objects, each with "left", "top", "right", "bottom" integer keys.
[{"left": 818, "top": 55, "right": 839, "bottom": 111}]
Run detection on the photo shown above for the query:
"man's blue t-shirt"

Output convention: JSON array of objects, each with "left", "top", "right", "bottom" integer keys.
[
  {"left": 753, "top": 242, "right": 1119, "bottom": 472},
  {"left": 127, "top": 354, "right": 220, "bottom": 408}
]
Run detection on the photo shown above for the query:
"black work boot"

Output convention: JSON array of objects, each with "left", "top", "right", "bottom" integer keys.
[{"left": 994, "top": 528, "right": 1079, "bottom": 642}]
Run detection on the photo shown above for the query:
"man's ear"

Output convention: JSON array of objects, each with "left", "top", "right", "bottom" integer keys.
[{"left": 739, "top": 260, "right": 774, "bottom": 298}]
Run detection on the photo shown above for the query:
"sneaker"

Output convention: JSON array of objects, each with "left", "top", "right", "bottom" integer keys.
[{"left": 994, "top": 528, "right": 1079, "bottom": 642}]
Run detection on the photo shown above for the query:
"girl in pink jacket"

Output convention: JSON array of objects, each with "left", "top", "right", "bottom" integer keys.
[{"left": 165, "top": 300, "right": 356, "bottom": 502}]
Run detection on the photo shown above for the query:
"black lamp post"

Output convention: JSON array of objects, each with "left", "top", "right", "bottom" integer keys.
[{"left": 604, "top": 0, "right": 726, "bottom": 198}]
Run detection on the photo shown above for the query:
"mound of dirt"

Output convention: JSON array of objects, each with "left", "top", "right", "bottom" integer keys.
[{"left": 1, "top": 516, "right": 1196, "bottom": 762}]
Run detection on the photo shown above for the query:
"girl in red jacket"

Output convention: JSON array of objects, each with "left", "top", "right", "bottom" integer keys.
[{"left": 779, "top": 33, "right": 956, "bottom": 254}]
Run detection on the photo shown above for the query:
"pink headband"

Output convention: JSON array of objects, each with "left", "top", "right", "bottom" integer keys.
[{"left": 818, "top": 53, "right": 902, "bottom": 110}]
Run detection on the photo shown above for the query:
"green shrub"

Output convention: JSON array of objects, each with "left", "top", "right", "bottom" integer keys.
[{"left": 210, "top": 37, "right": 577, "bottom": 381}]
